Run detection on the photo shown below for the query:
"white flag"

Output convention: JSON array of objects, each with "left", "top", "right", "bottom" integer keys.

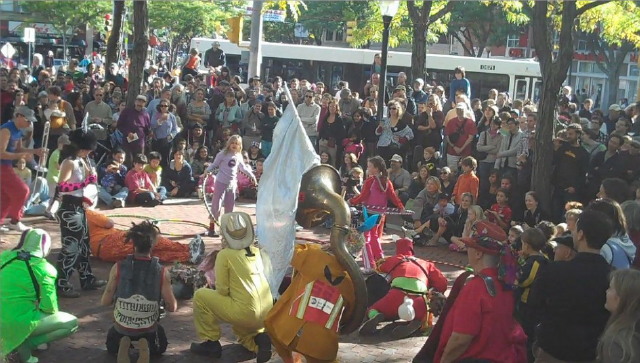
[{"left": 256, "top": 86, "right": 319, "bottom": 298}]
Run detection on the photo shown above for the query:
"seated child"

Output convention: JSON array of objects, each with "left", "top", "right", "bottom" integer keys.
[
  {"left": 247, "top": 141, "right": 264, "bottom": 170},
  {"left": 143, "top": 152, "right": 168, "bottom": 201},
  {"left": 342, "top": 166, "right": 364, "bottom": 201},
  {"left": 14, "top": 157, "right": 32, "bottom": 184},
  {"left": 98, "top": 148, "right": 129, "bottom": 208},
  {"left": 416, "top": 146, "right": 440, "bottom": 176},
  {"left": 485, "top": 188, "right": 512, "bottom": 230},
  {"left": 125, "top": 154, "right": 163, "bottom": 207},
  {"left": 342, "top": 130, "right": 364, "bottom": 161},
  {"left": 101, "top": 221, "right": 178, "bottom": 362}
]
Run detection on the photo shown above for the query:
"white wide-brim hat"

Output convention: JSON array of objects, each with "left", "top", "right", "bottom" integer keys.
[{"left": 220, "top": 212, "right": 255, "bottom": 250}]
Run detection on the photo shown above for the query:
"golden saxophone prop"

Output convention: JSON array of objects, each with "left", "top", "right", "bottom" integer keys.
[{"left": 296, "top": 164, "right": 367, "bottom": 334}]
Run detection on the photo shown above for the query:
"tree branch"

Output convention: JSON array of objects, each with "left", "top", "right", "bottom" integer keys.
[
  {"left": 429, "top": 1, "right": 454, "bottom": 23},
  {"left": 575, "top": 0, "right": 611, "bottom": 16},
  {"left": 452, "top": 31, "right": 474, "bottom": 56}
]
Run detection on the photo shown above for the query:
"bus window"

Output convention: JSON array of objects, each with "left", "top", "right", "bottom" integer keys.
[
  {"left": 515, "top": 78, "right": 529, "bottom": 100},
  {"left": 331, "top": 65, "right": 344, "bottom": 90},
  {"left": 532, "top": 80, "right": 542, "bottom": 103}
]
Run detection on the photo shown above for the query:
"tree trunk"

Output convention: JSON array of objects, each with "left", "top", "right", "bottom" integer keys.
[
  {"left": 106, "top": 0, "right": 125, "bottom": 66},
  {"left": 411, "top": 23, "right": 428, "bottom": 81},
  {"left": 126, "top": 0, "right": 148, "bottom": 107},
  {"left": 530, "top": 0, "right": 577, "bottom": 213},
  {"left": 606, "top": 66, "right": 622, "bottom": 108}
]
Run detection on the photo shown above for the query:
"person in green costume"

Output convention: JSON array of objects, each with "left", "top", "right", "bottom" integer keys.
[{"left": 0, "top": 229, "right": 78, "bottom": 363}]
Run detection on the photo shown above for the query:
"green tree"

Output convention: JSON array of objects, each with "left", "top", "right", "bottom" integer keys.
[
  {"left": 148, "top": 0, "right": 240, "bottom": 69},
  {"left": 448, "top": 1, "right": 528, "bottom": 57},
  {"left": 21, "top": 1, "right": 111, "bottom": 59},
  {"left": 106, "top": 0, "right": 125, "bottom": 66},
  {"left": 126, "top": 0, "right": 148, "bottom": 106},
  {"left": 528, "top": 0, "right": 634, "bottom": 212}
]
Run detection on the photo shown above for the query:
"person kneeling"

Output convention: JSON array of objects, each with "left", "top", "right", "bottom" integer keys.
[
  {"left": 101, "top": 221, "right": 177, "bottom": 363},
  {"left": 190, "top": 212, "right": 273, "bottom": 362},
  {"left": 0, "top": 229, "right": 79, "bottom": 363}
]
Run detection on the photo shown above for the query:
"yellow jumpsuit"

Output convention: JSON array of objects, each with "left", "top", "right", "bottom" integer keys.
[{"left": 193, "top": 245, "right": 273, "bottom": 352}]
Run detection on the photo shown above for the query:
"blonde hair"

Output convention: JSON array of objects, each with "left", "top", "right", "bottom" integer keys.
[
  {"left": 468, "top": 205, "right": 485, "bottom": 222},
  {"left": 598, "top": 269, "right": 640, "bottom": 362},
  {"left": 224, "top": 134, "right": 243, "bottom": 154}
]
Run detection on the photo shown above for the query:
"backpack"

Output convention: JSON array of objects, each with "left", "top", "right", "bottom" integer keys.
[{"left": 605, "top": 239, "right": 633, "bottom": 269}]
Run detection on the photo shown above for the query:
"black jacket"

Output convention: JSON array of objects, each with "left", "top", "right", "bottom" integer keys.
[{"left": 529, "top": 253, "right": 611, "bottom": 361}]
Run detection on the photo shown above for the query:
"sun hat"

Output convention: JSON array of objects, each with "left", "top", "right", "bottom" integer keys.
[
  {"left": 220, "top": 212, "right": 255, "bottom": 250},
  {"left": 390, "top": 154, "right": 403, "bottom": 163}
]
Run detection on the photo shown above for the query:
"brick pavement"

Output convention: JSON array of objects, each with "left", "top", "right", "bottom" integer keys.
[{"left": 0, "top": 198, "right": 468, "bottom": 363}]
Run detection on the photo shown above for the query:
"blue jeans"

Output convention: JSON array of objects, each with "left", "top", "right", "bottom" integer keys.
[
  {"left": 477, "top": 161, "right": 494, "bottom": 195},
  {"left": 24, "top": 177, "right": 51, "bottom": 215},
  {"left": 156, "top": 186, "right": 168, "bottom": 201},
  {"left": 98, "top": 186, "right": 129, "bottom": 205}
]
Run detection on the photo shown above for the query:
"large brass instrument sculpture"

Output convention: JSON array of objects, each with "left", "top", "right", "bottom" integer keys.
[{"left": 296, "top": 164, "right": 367, "bottom": 334}]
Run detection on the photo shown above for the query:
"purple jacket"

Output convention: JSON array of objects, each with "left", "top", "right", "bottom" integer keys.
[
  {"left": 206, "top": 151, "right": 254, "bottom": 186},
  {"left": 116, "top": 107, "right": 151, "bottom": 151}
]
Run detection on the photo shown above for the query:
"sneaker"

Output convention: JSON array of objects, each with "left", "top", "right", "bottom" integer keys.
[
  {"left": 295, "top": 224, "right": 303, "bottom": 232},
  {"left": 189, "top": 235, "right": 206, "bottom": 265},
  {"left": 82, "top": 279, "right": 107, "bottom": 290},
  {"left": 112, "top": 198, "right": 125, "bottom": 208},
  {"left": 117, "top": 336, "right": 131, "bottom": 363},
  {"left": 401, "top": 226, "right": 416, "bottom": 238},
  {"left": 391, "top": 319, "right": 422, "bottom": 339},
  {"left": 43, "top": 210, "right": 56, "bottom": 221},
  {"left": 190, "top": 340, "right": 222, "bottom": 357},
  {"left": 359, "top": 313, "right": 385, "bottom": 336},
  {"left": 58, "top": 289, "right": 80, "bottom": 298},
  {"left": 254, "top": 333, "right": 272, "bottom": 363},
  {"left": 0, "top": 225, "right": 8, "bottom": 233},
  {"left": 137, "top": 337, "right": 149, "bottom": 363},
  {"left": 7, "top": 221, "right": 28, "bottom": 232}
]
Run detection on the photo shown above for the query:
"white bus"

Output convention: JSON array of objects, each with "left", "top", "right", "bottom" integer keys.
[{"left": 191, "top": 38, "right": 542, "bottom": 102}]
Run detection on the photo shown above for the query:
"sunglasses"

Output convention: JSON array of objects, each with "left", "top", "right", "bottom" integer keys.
[
  {"left": 160, "top": 104, "right": 169, "bottom": 108},
  {"left": 305, "top": 95, "right": 313, "bottom": 98}
]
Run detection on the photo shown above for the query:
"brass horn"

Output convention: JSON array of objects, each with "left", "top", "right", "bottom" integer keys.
[{"left": 296, "top": 164, "right": 367, "bottom": 334}]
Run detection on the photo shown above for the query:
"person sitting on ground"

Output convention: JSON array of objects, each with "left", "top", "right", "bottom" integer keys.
[
  {"left": 449, "top": 205, "right": 486, "bottom": 252},
  {"left": 359, "top": 237, "right": 448, "bottom": 339},
  {"left": 190, "top": 212, "right": 273, "bottom": 362},
  {"left": 101, "top": 221, "right": 178, "bottom": 363},
  {"left": 97, "top": 148, "right": 129, "bottom": 208},
  {"left": 86, "top": 209, "right": 204, "bottom": 264},
  {"left": 125, "top": 154, "right": 163, "bottom": 207},
  {"left": 164, "top": 149, "right": 196, "bottom": 198},
  {"left": 143, "top": 152, "right": 167, "bottom": 201},
  {"left": 0, "top": 229, "right": 79, "bottom": 363}
]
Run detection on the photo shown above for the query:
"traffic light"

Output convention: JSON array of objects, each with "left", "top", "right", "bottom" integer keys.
[
  {"left": 226, "top": 16, "right": 244, "bottom": 46},
  {"left": 346, "top": 20, "right": 357, "bottom": 42},
  {"left": 104, "top": 14, "right": 113, "bottom": 33}
]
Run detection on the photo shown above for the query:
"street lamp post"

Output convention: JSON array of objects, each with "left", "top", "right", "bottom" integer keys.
[{"left": 376, "top": 1, "right": 399, "bottom": 125}]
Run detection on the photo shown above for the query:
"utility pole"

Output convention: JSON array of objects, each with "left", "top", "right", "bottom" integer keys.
[{"left": 248, "top": 0, "right": 263, "bottom": 79}]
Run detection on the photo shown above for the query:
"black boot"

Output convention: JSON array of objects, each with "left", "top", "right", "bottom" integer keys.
[
  {"left": 190, "top": 340, "right": 222, "bottom": 357},
  {"left": 254, "top": 333, "right": 272, "bottom": 363}
]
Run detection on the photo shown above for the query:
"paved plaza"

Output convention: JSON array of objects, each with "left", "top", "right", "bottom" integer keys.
[{"left": 0, "top": 198, "right": 468, "bottom": 363}]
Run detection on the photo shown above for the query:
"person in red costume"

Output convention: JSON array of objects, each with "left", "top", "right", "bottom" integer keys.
[{"left": 359, "top": 237, "right": 448, "bottom": 338}]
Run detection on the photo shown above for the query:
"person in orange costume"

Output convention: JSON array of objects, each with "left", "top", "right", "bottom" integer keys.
[
  {"left": 86, "top": 209, "right": 204, "bottom": 264},
  {"left": 265, "top": 243, "right": 356, "bottom": 363}
]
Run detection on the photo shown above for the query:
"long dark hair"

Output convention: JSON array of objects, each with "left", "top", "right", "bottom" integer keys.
[
  {"left": 59, "top": 129, "right": 98, "bottom": 163},
  {"left": 368, "top": 156, "right": 388, "bottom": 184},
  {"left": 125, "top": 221, "right": 160, "bottom": 254}
]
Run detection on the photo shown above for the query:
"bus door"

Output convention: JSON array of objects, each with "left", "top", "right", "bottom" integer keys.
[
  {"left": 514, "top": 77, "right": 529, "bottom": 101},
  {"left": 530, "top": 78, "right": 542, "bottom": 103}
]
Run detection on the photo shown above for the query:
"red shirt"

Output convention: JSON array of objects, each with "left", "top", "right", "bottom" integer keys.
[
  {"left": 435, "top": 268, "right": 526, "bottom": 363},
  {"left": 489, "top": 203, "right": 512, "bottom": 226},
  {"left": 444, "top": 117, "right": 477, "bottom": 156}
]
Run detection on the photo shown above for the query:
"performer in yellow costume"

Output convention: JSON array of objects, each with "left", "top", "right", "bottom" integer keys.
[{"left": 190, "top": 212, "right": 273, "bottom": 363}]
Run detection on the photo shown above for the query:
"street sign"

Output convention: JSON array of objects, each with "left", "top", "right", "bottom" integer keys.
[
  {"left": 1, "top": 42, "right": 16, "bottom": 58},
  {"left": 24, "top": 27, "right": 36, "bottom": 43}
]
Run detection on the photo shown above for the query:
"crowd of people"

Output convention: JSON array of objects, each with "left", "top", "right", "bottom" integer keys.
[{"left": 2, "top": 46, "right": 640, "bottom": 363}]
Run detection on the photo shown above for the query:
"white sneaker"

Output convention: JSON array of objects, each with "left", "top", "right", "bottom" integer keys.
[
  {"left": 112, "top": 198, "right": 125, "bottom": 208},
  {"left": 0, "top": 225, "right": 9, "bottom": 233},
  {"left": 8, "top": 221, "right": 28, "bottom": 232},
  {"left": 401, "top": 226, "right": 417, "bottom": 238}
]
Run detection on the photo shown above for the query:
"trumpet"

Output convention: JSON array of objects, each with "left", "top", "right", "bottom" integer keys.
[{"left": 27, "top": 121, "right": 50, "bottom": 206}]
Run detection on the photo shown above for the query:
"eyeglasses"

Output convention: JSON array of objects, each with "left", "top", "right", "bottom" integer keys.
[
  {"left": 160, "top": 104, "right": 169, "bottom": 108},
  {"left": 95, "top": 94, "right": 104, "bottom": 96},
  {"left": 305, "top": 95, "right": 313, "bottom": 99},
  {"left": 440, "top": 171, "right": 449, "bottom": 174}
]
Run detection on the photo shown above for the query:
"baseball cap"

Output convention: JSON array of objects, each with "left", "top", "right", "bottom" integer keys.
[
  {"left": 135, "top": 95, "right": 147, "bottom": 102},
  {"left": 438, "top": 193, "right": 450, "bottom": 201},
  {"left": 191, "top": 123, "right": 203, "bottom": 130},
  {"left": 455, "top": 102, "right": 467, "bottom": 110},
  {"left": 390, "top": 154, "right": 403, "bottom": 163},
  {"left": 609, "top": 104, "right": 622, "bottom": 112},
  {"left": 14, "top": 106, "right": 38, "bottom": 123},
  {"left": 251, "top": 141, "right": 261, "bottom": 148},
  {"left": 552, "top": 235, "right": 574, "bottom": 250},
  {"left": 394, "top": 85, "right": 406, "bottom": 92}
]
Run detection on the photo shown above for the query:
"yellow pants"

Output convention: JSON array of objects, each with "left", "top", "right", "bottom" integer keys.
[{"left": 193, "top": 288, "right": 268, "bottom": 352}]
